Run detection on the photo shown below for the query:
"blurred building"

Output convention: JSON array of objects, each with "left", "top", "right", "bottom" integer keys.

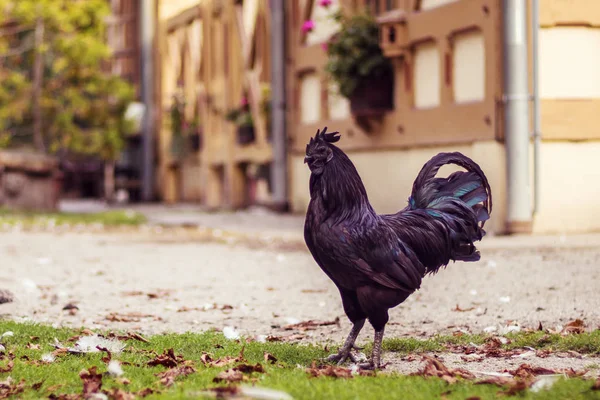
[{"left": 154, "top": 0, "right": 600, "bottom": 235}]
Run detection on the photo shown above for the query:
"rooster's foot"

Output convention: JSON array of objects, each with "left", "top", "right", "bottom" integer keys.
[
  {"left": 357, "top": 360, "right": 385, "bottom": 370},
  {"left": 326, "top": 348, "right": 360, "bottom": 365}
]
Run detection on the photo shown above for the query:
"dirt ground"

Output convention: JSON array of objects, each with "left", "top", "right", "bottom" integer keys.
[{"left": 1, "top": 227, "right": 600, "bottom": 375}]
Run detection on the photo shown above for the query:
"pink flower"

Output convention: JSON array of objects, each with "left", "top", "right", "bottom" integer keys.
[
  {"left": 302, "top": 20, "right": 315, "bottom": 34},
  {"left": 241, "top": 97, "right": 248, "bottom": 106},
  {"left": 319, "top": 0, "right": 332, "bottom": 7},
  {"left": 321, "top": 42, "right": 328, "bottom": 52}
]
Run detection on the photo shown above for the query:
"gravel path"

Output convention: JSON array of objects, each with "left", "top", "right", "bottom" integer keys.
[{"left": 1, "top": 228, "right": 599, "bottom": 375}]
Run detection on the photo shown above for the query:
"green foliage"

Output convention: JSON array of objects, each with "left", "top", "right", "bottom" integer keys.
[
  {"left": 325, "top": 10, "right": 392, "bottom": 98},
  {"left": 0, "top": 0, "right": 135, "bottom": 159},
  {"left": 225, "top": 95, "right": 254, "bottom": 128}
]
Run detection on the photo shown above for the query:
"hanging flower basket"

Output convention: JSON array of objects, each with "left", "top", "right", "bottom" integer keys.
[{"left": 323, "top": 11, "right": 394, "bottom": 118}]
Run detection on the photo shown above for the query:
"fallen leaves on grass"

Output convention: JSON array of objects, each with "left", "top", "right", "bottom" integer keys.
[
  {"left": 0, "top": 377, "right": 25, "bottom": 399},
  {"left": 0, "top": 361, "right": 13, "bottom": 373},
  {"left": 413, "top": 356, "right": 475, "bottom": 384},
  {"left": 234, "top": 363, "right": 265, "bottom": 374},
  {"left": 561, "top": 319, "right": 586, "bottom": 335},
  {"left": 507, "top": 363, "right": 587, "bottom": 379},
  {"left": 213, "top": 369, "right": 245, "bottom": 383},
  {"left": 147, "top": 348, "right": 185, "bottom": 368},
  {"left": 80, "top": 366, "right": 103, "bottom": 396},
  {"left": 264, "top": 352, "right": 278, "bottom": 364},
  {"left": 306, "top": 363, "right": 352, "bottom": 379},
  {"left": 201, "top": 346, "right": 246, "bottom": 367},
  {"left": 156, "top": 365, "right": 196, "bottom": 387},
  {"left": 103, "top": 388, "right": 136, "bottom": 400},
  {"left": 283, "top": 317, "right": 340, "bottom": 331},
  {"left": 266, "top": 334, "right": 306, "bottom": 342}
]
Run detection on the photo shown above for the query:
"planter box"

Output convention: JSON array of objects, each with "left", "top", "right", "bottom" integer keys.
[
  {"left": 237, "top": 126, "right": 255, "bottom": 145},
  {"left": 349, "top": 71, "right": 394, "bottom": 116},
  {"left": 0, "top": 151, "right": 61, "bottom": 211}
]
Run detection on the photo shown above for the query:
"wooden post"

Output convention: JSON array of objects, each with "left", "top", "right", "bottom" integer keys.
[{"left": 32, "top": 17, "right": 45, "bottom": 153}]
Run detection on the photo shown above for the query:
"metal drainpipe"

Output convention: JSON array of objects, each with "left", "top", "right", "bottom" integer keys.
[
  {"left": 141, "top": 0, "right": 155, "bottom": 202},
  {"left": 270, "top": 0, "right": 288, "bottom": 211},
  {"left": 532, "top": 0, "right": 541, "bottom": 215},
  {"left": 503, "top": 0, "right": 532, "bottom": 233}
]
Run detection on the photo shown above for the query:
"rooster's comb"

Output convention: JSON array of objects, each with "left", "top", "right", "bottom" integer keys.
[{"left": 308, "top": 126, "right": 340, "bottom": 147}]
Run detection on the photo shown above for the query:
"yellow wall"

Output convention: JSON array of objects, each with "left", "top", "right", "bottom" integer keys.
[{"left": 533, "top": 141, "right": 600, "bottom": 234}]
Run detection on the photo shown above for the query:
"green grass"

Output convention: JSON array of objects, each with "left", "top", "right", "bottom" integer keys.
[
  {"left": 380, "top": 330, "right": 600, "bottom": 355},
  {"left": 0, "top": 208, "right": 147, "bottom": 227},
  {"left": 0, "top": 321, "right": 599, "bottom": 399}
]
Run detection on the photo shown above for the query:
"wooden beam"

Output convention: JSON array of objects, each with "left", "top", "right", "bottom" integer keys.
[{"left": 166, "top": 5, "right": 202, "bottom": 33}]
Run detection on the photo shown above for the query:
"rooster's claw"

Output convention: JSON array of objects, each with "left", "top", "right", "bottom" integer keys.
[{"left": 326, "top": 350, "right": 358, "bottom": 365}]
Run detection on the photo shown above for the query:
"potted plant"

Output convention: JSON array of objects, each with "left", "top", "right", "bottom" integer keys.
[
  {"left": 225, "top": 97, "right": 255, "bottom": 145},
  {"left": 187, "top": 116, "right": 203, "bottom": 152},
  {"left": 260, "top": 83, "right": 272, "bottom": 141},
  {"left": 170, "top": 93, "right": 187, "bottom": 160},
  {"left": 322, "top": 10, "right": 394, "bottom": 116}
]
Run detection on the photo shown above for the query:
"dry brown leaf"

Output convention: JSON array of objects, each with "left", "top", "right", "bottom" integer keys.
[
  {"left": 156, "top": 365, "right": 196, "bottom": 387},
  {"left": 506, "top": 363, "right": 586, "bottom": 379},
  {"left": 121, "top": 290, "right": 144, "bottom": 297},
  {"left": 206, "top": 356, "right": 242, "bottom": 368},
  {"left": 147, "top": 348, "right": 184, "bottom": 368},
  {"left": 137, "top": 388, "right": 155, "bottom": 397},
  {"left": 592, "top": 377, "right": 600, "bottom": 391},
  {"left": 29, "top": 336, "right": 40, "bottom": 342},
  {"left": 26, "top": 343, "right": 41, "bottom": 350},
  {"left": 62, "top": 303, "right": 79, "bottom": 311},
  {"left": 306, "top": 363, "right": 353, "bottom": 379},
  {"left": 204, "top": 385, "right": 240, "bottom": 398},
  {"left": 498, "top": 379, "right": 531, "bottom": 396},
  {"left": 97, "top": 346, "right": 112, "bottom": 363},
  {"left": 475, "top": 376, "right": 514, "bottom": 386},
  {"left": 52, "top": 348, "right": 68, "bottom": 357},
  {"left": 283, "top": 317, "right": 340, "bottom": 331},
  {"left": 213, "top": 369, "right": 245, "bottom": 383},
  {"left": 562, "top": 319, "right": 586, "bottom": 335},
  {"left": 46, "top": 384, "right": 66, "bottom": 393},
  {"left": 105, "top": 312, "right": 160, "bottom": 323},
  {"left": 465, "top": 397, "right": 481, "bottom": 400},
  {"left": 234, "top": 363, "right": 265, "bottom": 374},
  {"left": 264, "top": 352, "right": 278, "bottom": 364},
  {"left": 31, "top": 381, "right": 44, "bottom": 391},
  {"left": 103, "top": 388, "right": 136, "bottom": 400},
  {"left": 0, "top": 377, "right": 25, "bottom": 399},
  {"left": 452, "top": 304, "right": 475, "bottom": 312},
  {"left": 116, "top": 378, "right": 131, "bottom": 385},
  {"left": 79, "top": 366, "right": 103, "bottom": 396},
  {"left": 0, "top": 361, "right": 13, "bottom": 373},
  {"left": 412, "top": 356, "right": 474, "bottom": 384},
  {"left": 301, "top": 289, "right": 326, "bottom": 293},
  {"left": 200, "top": 352, "right": 213, "bottom": 365}
]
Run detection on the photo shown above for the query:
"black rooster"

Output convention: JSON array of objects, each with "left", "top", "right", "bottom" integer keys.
[{"left": 303, "top": 127, "right": 492, "bottom": 369}]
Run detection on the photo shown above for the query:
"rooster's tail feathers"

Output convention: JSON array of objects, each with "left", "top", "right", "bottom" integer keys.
[{"left": 410, "top": 152, "right": 492, "bottom": 226}]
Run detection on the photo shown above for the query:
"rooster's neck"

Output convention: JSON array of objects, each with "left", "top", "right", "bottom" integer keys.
[{"left": 309, "top": 148, "right": 375, "bottom": 220}]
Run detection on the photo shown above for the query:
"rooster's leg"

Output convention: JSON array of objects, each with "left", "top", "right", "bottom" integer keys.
[
  {"left": 326, "top": 319, "right": 365, "bottom": 365},
  {"left": 359, "top": 328, "right": 384, "bottom": 370}
]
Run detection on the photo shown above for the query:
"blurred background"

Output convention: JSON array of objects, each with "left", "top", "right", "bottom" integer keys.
[{"left": 0, "top": 0, "right": 597, "bottom": 236}]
